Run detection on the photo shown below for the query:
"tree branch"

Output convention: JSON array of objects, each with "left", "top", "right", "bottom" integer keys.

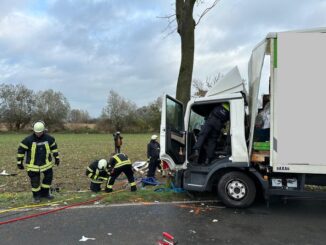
[{"left": 196, "top": 0, "right": 220, "bottom": 26}]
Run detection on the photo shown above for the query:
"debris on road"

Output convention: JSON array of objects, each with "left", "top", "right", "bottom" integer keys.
[
  {"left": 158, "top": 232, "right": 178, "bottom": 245},
  {"left": 107, "top": 233, "right": 112, "bottom": 236},
  {"left": 79, "top": 236, "right": 95, "bottom": 242},
  {"left": 33, "top": 226, "right": 40, "bottom": 230},
  {"left": 212, "top": 219, "right": 219, "bottom": 223}
]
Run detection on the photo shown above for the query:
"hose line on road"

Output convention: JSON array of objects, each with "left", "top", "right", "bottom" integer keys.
[
  {"left": 0, "top": 189, "right": 126, "bottom": 226},
  {"left": 0, "top": 197, "right": 77, "bottom": 215}
]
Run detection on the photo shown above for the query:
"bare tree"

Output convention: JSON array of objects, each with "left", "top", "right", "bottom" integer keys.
[
  {"left": 192, "top": 73, "right": 222, "bottom": 97},
  {"left": 69, "top": 109, "right": 91, "bottom": 123},
  {"left": 136, "top": 96, "right": 162, "bottom": 132},
  {"left": 34, "top": 89, "right": 70, "bottom": 130},
  {"left": 102, "top": 90, "right": 137, "bottom": 132},
  {"left": 0, "top": 83, "right": 35, "bottom": 130},
  {"left": 164, "top": 0, "right": 220, "bottom": 107}
]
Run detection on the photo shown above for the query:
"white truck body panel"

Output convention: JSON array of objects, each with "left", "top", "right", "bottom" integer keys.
[
  {"left": 205, "top": 66, "right": 244, "bottom": 97},
  {"left": 272, "top": 32, "right": 326, "bottom": 174},
  {"left": 248, "top": 30, "right": 326, "bottom": 174}
]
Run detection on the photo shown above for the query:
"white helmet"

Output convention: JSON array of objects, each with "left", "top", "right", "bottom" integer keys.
[
  {"left": 98, "top": 159, "right": 107, "bottom": 170},
  {"left": 33, "top": 121, "right": 45, "bottom": 133},
  {"left": 151, "top": 135, "right": 158, "bottom": 140}
]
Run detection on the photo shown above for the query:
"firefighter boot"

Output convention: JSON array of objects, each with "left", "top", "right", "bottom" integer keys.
[
  {"left": 32, "top": 192, "right": 41, "bottom": 203},
  {"left": 41, "top": 187, "right": 54, "bottom": 200},
  {"left": 131, "top": 185, "right": 137, "bottom": 192},
  {"left": 105, "top": 188, "right": 113, "bottom": 193}
]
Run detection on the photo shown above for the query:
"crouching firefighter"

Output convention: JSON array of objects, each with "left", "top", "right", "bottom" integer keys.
[
  {"left": 16, "top": 121, "right": 60, "bottom": 203},
  {"left": 86, "top": 159, "right": 110, "bottom": 192},
  {"left": 105, "top": 153, "right": 137, "bottom": 193}
]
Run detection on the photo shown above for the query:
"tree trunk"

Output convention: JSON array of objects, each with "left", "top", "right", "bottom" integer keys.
[{"left": 176, "top": 0, "right": 196, "bottom": 107}]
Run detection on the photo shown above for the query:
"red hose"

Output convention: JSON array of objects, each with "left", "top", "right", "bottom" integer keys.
[{"left": 0, "top": 196, "right": 103, "bottom": 226}]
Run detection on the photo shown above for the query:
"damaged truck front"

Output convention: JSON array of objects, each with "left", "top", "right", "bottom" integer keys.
[{"left": 160, "top": 28, "right": 326, "bottom": 208}]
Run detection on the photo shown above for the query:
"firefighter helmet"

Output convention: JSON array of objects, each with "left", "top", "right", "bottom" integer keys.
[
  {"left": 33, "top": 121, "right": 45, "bottom": 133},
  {"left": 151, "top": 135, "right": 158, "bottom": 140},
  {"left": 98, "top": 159, "right": 107, "bottom": 170},
  {"left": 222, "top": 103, "right": 230, "bottom": 111}
]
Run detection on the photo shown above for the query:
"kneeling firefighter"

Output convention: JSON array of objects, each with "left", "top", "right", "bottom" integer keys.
[
  {"left": 105, "top": 153, "right": 137, "bottom": 192},
  {"left": 16, "top": 121, "right": 60, "bottom": 203},
  {"left": 86, "top": 159, "right": 110, "bottom": 192}
]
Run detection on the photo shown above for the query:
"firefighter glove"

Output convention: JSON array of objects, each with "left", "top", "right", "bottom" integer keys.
[
  {"left": 17, "top": 163, "right": 24, "bottom": 170},
  {"left": 55, "top": 158, "right": 60, "bottom": 166}
]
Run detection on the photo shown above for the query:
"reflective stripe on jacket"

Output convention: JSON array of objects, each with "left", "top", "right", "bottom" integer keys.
[
  {"left": 85, "top": 160, "right": 109, "bottom": 183},
  {"left": 17, "top": 133, "right": 59, "bottom": 172},
  {"left": 110, "top": 153, "right": 131, "bottom": 169}
]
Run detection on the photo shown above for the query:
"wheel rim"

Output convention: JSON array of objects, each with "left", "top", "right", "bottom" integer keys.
[{"left": 225, "top": 179, "right": 247, "bottom": 200}]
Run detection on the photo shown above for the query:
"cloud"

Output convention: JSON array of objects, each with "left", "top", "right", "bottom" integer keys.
[{"left": 0, "top": 0, "right": 325, "bottom": 116}]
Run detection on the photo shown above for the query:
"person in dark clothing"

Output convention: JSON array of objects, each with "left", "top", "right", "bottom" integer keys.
[
  {"left": 189, "top": 103, "right": 230, "bottom": 165},
  {"left": 112, "top": 131, "right": 123, "bottom": 153},
  {"left": 16, "top": 121, "right": 60, "bottom": 203},
  {"left": 105, "top": 153, "right": 136, "bottom": 192},
  {"left": 147, "top": 135, "right": 161, "bottom": 178},
  {"left": 86, "top": 159, "right": 110, "bottom": 192}
]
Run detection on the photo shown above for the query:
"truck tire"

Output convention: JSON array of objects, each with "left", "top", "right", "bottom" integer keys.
[{"left": 217, "top": 171, "right": 256, "bottom": 208}]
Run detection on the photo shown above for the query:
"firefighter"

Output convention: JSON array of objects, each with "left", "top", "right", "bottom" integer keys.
[
  {"left": 86, "top": 159, "right": 110, "bottom": 192},
  {"left": 147, "top": 135, "right": 161, "bottom": 178},
  {"left": 112, "top": 131, "right": 123, "bottom": 153},
  {"left": 105, "top": 153, "right": 137, "bottom": 192},
  {"left": 189, "top": 103, "right": 230, "bottom": 165},
  {"left": 16, "top": 121, "right": 60, "bottom": 203}
]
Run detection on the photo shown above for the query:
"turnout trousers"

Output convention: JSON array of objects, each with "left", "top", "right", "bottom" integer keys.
[
  {"left": 106, "top": 165, "right": 136, "bottom": 191},
  {"left": 27, "top": 168, "right": 53, "bottom": 198},
  {"left": 147, "top": 158, "right": 160, "bottom": 178}
]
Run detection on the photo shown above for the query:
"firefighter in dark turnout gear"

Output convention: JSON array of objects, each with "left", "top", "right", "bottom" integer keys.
[
  {"left": 105, "top": 153, "right": 137, "bottom": 192},
  {"left": 16, "top": 121, "right": 60, "bottom": 203},
  {"left": 86, "top": 159, "right": 110, "bottom": 192},
  {"left": 147, "top": 135, "right": 161, "bottom": 178},
  {"left": 189, "top": 103, "right": 230, "bottom": 165}
]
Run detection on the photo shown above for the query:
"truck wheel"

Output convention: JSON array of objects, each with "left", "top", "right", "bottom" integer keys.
[{"left": 217, "top": 171, "right": 256, "bottom": 208}]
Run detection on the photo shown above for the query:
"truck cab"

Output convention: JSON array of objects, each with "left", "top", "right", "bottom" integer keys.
[{"left": 160, "top": 67, "right": 262, "bottom": 207}]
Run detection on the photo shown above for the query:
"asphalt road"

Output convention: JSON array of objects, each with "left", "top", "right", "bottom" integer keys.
[{"left": 1, "top": 199, "right": 326, "bottom": 245}]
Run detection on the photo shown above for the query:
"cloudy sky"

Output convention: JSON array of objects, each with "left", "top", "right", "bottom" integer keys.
[{"left": 0, "top": 0, "right": 325, "bottom": 117}]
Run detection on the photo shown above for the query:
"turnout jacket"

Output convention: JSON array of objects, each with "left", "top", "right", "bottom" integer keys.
[
  {"left": 147, "top": 140, "right": 160, "bottom": 160},
  {"left": 109, "top": 153, "right": 131, "bottom": 169},
  {"left": 17, "top": 133, "right": 59, "bottom": 172},
  {"left": 86, "top": 160, "right": 110, "bottom": 184}
]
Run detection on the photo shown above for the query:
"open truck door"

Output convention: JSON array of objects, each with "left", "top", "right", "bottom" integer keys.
[{"left": 160, "top": 94, "right": 186, "bottom": 170}]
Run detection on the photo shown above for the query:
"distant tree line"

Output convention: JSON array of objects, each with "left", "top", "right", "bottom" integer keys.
[{"left": 0, "top": 83, "right": 161, "bottom": 133}]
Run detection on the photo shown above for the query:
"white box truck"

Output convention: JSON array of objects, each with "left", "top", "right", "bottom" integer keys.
[{"left": 160, "top": 28, "right": 326, "bottom": 208}]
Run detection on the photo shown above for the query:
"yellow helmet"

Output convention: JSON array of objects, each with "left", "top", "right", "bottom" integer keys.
[
  {"left": 222, "top": 103, "right": 230, "bottom": 111},
  {"left": 33, "top": 121, "right": 45, "bottom": 133}
]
